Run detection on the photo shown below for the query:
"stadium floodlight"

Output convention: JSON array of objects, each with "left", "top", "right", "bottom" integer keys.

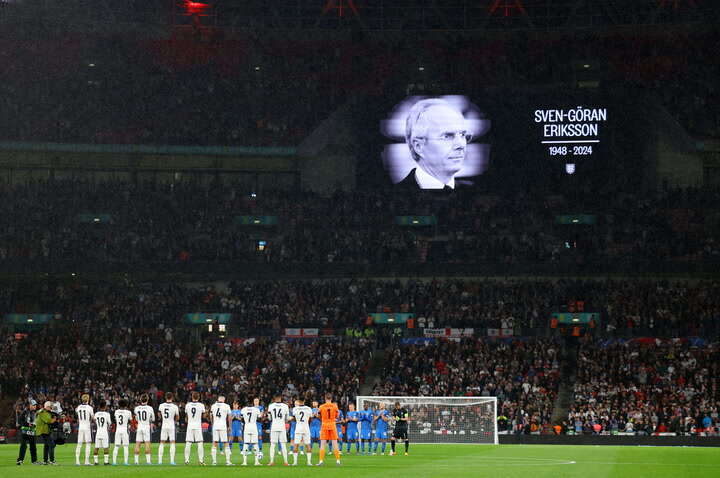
[{"left": 356, "top": 396, "right": 498, "bottom": 445}]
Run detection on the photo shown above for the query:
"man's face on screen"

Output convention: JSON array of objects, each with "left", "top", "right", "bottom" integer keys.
[{"left": 412, "top": 105, "right": 468, "bottom": 182}]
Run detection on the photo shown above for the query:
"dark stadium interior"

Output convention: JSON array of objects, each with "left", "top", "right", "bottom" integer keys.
[{"left": 1, "top": 0, "right": 719, "bottom": 462}]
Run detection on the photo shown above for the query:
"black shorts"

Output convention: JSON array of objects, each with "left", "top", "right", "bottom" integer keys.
[{"left": 393, "top": 427, "right": 408, "bottom": 440}]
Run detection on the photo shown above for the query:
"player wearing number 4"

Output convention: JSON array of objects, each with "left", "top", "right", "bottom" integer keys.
[
  {"left": 92, "top": 400, "right": 112, "bottom": 465},
  {"left": 267, "top": 395, "right": 290, "bottom": 466},
  {"left": 75, "top": 394, "right": 94, "bottom": 465},
  {"left": 134, "top": 394, "right": 155, "bottom": 464},
  {"left": 317, "top": 393, "right": 342, "bottom": 466},
  {"left": 184, "top": 391, "right": 207, "bottom": 465},
  {"left": 210, "top": 396, "right": 233, "bottom": 466},
  {"left": 157, "top": 393, "right": 179, "bottom": 465}
]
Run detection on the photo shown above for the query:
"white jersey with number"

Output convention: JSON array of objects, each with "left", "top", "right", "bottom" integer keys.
[
  {"left": 94, "top": 411, "right": 111, "bottom": 435},
  {"left": 185, "top": 402, "right": 205, "bottom": 430},
  {"left": 241, "top": 406, "right": 260, "bottom": 427},
  {"left": 292, "top": 406, "right": 313, "bottom": 434},
  {"left": 114, "top": 409, "right": 132, "bottom": 435},
  {"left": 210, "top": 402, "right": 231, "bottom": 431},
  {"left": 76, "top": 404, "right": 94, "bottom": 430},
  {"left": 268, "top": 402, "right": 290, "bottom": 432},
  {"left": 158, "top": 402, "right": 179, "bottom": 430},
  {"left": 134, "top": 405, "right": 155, "bottom": 429}
]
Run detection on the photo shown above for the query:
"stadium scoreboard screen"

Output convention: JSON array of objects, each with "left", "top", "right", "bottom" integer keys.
[{"left": 362, "top": 88, "right": 622, "bottom": 190}]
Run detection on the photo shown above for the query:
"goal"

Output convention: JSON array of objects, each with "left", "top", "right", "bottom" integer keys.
[{"left": 356, "top": 396, "right": 498, "bottom": 445}]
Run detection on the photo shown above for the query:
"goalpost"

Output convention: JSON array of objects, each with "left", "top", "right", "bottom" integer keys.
[{"left": 356, "top": 396, "right": 498, "bottom": 445}]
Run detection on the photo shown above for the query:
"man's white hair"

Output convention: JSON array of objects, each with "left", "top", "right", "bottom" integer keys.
[{"left": 405, "top": 98, "right": 455, "bottom": 162}]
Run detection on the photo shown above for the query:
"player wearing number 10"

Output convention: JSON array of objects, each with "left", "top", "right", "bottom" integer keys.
[
  {"left": 134, "top": 394, "right": 155, "bottom": 465},
  {"left": 158, "top": 393, "right": 179, "bottom": 465}
]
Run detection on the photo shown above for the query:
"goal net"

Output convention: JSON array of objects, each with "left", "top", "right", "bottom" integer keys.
[{"left": 356, "top": 396, "right": 498, "bottom": 445}]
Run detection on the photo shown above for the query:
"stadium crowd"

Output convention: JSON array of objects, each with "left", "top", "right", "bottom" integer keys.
[
  {"left": 568, "top": 339, "right": 719, "bottom": 436},
  {"left": 372, "top": 339, "right": 560, "bottom": 432},
  {"left": 0, "top": 181, "right": 718, "bottom": 268}
]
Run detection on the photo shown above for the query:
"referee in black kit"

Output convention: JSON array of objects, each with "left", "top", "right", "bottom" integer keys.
[
  {"left": 390, "top": 401, "right": 410, "bottom": 456},
  {"left": 16, "top": 399, "right": 39, "bottom": 465}
]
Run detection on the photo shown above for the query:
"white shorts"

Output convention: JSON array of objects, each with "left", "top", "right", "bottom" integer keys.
[
  {"left": 160, "top": 428, "right": 176, "bottom": 442},
  {"left": 136, "top": 427, "right": 151, "bottom": 443},
  {"left": 186, "top": 428, "right": 204, "bottom": 443},
  {"left": 270, "top": 430, "right": 287, "bottom": 444},
  {"left": 78, "top": 428, "right": 92, "bottom": 443},
  {"left": 293, "top": 431, "right": 311, "bottom": 445},
  {"left": 114, "top": 432, "right": 129, "bottom": 446},
  {"left": 243, "top": 431, "right": 258, "bottom": 444},
  {"left": 95, "top": 433, "right": 109, "bottom": 448},
  {"left": 212, "top": 429, "right": 228, "bottom": 443}
]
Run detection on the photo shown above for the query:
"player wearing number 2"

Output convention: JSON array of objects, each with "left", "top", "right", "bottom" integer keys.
[
  {"left": 75, "top": 394, "right": 94, "bottom": 465},
  {"left": 210, "top": 396, "right": 233, "bottom": 466},
  {"left": 184, "top": 391, "right": 206, "bottom": 465},
  {"left": 157, "top": 393, "right": 179, "bottom": 465},
  {"left": 92, "top": 400, "right": 111, "bottom": 465},
  {"left": 133, "top": 394, "right": 155, "bottom": 465},
  {"left": 267, "top": 395, "right": 290, "bottom": 466},
  {"left": 291, "top": 398, "right": 313, "bottom": 466}
]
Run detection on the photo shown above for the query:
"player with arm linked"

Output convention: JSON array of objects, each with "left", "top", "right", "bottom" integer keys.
[
  {"left": 334, "top": 407, "right": 345, "bottom": 455},
  {"left": 310, "top": 400, "right": 321, "bottom": 451},
  {"left": 267, "top": 395, "right": 290, "bottom": 466},
  {"left": 240, "top": 399, "right": 262, "bottom": 465},
  {"left": 112, "top": 399, "right": 132, "bottom": 465},
  {"left": 290, "top": 397, "right": 313, "bottom": 466},
  {"left": 210, "top": 395, "right": 233, "bottom": 466},
  {"left": 359, "top": 404, "right": 373, "bottom": 455},
  {"left": 228, "top": 400, "right": 243, "bottom": 454},
  {"left": 133, "top": 394, "right": 155, "bottom": 465},
  {"left": 157, "top": 392, "right": 179, "bottom": 465},
  {"left": 184, "top": 391, "right": 206, "bottom": 465},
  {"left": 253, "top": 397, "right": 266, "bottom": 452},
  {"left": 344, "top": 403, "right": 361, "bottom": 455},
  {"left": 75, "top": 393, "right": 94, "bottom": 466},
  {"left": 390, "top": 401, "right": 410, "bottom": 456},
  {"left": 317, "top": 393, "right": 341, "bottom": 466},
  {"left": 373, "top": 402, "right": 390, "bottom": 455},
  {"left": 92, "top": 400, "right": 111, "bottom": 465}
]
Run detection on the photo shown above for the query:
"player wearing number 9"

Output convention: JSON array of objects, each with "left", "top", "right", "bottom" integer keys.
[{"left": 184, "top": 391, "right": 207, "bottom": 465}]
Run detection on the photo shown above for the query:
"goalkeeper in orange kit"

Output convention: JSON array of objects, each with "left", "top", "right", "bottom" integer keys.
[{"left": 316, "top": 394, "right": 341, "bottom": 466}]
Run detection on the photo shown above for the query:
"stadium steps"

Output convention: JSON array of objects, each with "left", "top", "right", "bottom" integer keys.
[
  {"left": 358, "top": 349, "right": 387, "bottom": 396},
  {"left": 550, "top": 340, "right": 579, "bottom": 425}
]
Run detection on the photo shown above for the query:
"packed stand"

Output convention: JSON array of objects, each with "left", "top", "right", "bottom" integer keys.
[
  {"left": 372, "top": 339, "right": 561, "bottom": 432},
  {"left": 568, "top": 338, "right": 720, "bottom": 436}
]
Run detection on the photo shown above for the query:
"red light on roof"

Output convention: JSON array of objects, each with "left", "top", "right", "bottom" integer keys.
[{"left": 186, "top": 1, "right": 209, "bottom": 15}]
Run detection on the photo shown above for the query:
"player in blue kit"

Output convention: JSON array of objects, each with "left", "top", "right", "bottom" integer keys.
[
  {"left": 359, "top": 405, "right": 373, "bottom": 455},
  {"left": 344, "top": 404, "right": 360, "bottom": 454},
  {"left": 228, "top": 401, "right": 243, "bottom": 452},
  {"left": 373, "top": 403, "right": 390, "bottom": 455},
  {"left": 310, "top": 401, "right": 321, "bottom": 450},
  {"left": 333, "top": 409, "right": 344, "bottom": 454},
  {"left": 253, "top": 398, "right": 265, "bottom": 452}
]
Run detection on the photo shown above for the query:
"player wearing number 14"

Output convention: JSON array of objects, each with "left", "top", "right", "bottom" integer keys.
[{"left": 267, "top": 396, "right": 290, "bottom": 466}]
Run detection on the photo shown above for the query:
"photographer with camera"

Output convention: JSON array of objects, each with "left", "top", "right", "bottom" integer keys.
[
  {"left": 16, "top": 399, "right": 40, "bottom": 465},
  {"left": 35, "top": 401, "right": 58, "bottom": 465}
]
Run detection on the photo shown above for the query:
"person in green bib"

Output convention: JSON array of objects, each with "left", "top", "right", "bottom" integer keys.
[{"left": 35, "top": 401, "right": 58, "bottom": 465}]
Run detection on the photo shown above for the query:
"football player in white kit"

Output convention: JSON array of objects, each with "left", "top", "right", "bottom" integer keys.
[
  {"left": 157, "top": 392, "right": 180, "bottom": 465},
  {"left": 184, "top": 391, "right": 206, "bottom": 465},
  {"left": 133, "top": 394, "right": 155, "bottom": 465},
  {"left": 210, "top": 396, "right": 233, "bottom": 466},
  {"left": 92, "top": 400, "right": 112, "bottom": 465},
  {"left": 240, "top": 400, "right": 262, "bottom": 466},
  {"left": 113, "top": 399, "right": 132, "bottom": 465},
  {"left": 75, "top": 394, "right": 94, "bottom": 466},
  {"left": 291, "top": 397, "right": 314, "bottom": 466},
  {"left": 267, "top": 395, "right": 290, "bottom": 466}
]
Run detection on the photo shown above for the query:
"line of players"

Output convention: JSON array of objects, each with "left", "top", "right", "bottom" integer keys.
[{"left": 73, "top": 391, "right": 410, "bottom": 467}]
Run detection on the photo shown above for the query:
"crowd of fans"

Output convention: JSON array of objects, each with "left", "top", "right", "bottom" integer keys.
[
  {"left": 372, "top": 339, "right": 561, "bottom": 432},
  {"left": 568, "top": 338, "right": 719, "bottom": 436},
  {"left": 1, "top": 181, "right": 718, "bottom": 268},
  {"left": 0, "top": 29, "right": 717, "bottom": 146}
]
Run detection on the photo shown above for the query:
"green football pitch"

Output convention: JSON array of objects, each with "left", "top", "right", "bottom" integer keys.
[{"left": 2, "top": 443, "right": 719, "bottom": 478}]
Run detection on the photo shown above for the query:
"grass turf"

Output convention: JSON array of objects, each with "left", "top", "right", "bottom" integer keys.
[{"left": 2, "top": 443, "right": 719, "bottom": 478}]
